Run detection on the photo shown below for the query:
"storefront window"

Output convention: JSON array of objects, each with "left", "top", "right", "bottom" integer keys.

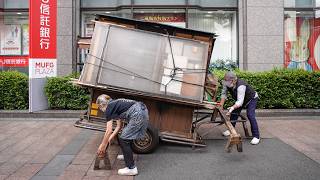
[
  {"left": 284, "top": 0, "right": 314, "bottom": 8},
  {"left": 78, "top": 1, "right": 239, "bottom": 72},
  {"left": 133, "top": 0, "right": 185, "bottom": 5},
  {"left": 0, "top": 12, "right": 29, "bottom": 55},
  {"left": 0, "top": 12, "right": 29, "bottom": 74},
  {"left": 81, "top": 0, "right": 131, "bottom": 8},
  {"left": 82, "top": 10, "right": 132, "bottom": 37},
  {"left": 284, "top": 11, "right": 320, "bottom": 71},
  {"left": 78, "top": 10, "right": 131, "bottom": 71},
  {"left": 189, "top": 0, "right": 238, "bottom": 7},
  {"left": 188, "top": 10, "right": 237, "bottom": 64},
  {"left": 3, "top": 0, "right": 29, "bottom": 9}
]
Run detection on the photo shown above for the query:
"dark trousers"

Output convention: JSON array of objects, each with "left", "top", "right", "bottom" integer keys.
[
  {"left": 230, "top": 98, "right": 260, "bottom": 138},
  {"left": 118, "top": 138, "right": 135, "bottom": 169}
]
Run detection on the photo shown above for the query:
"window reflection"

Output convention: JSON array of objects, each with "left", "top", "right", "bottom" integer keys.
[
  {"left": 188, "top": 10, "right": 237, "bottom": 64},
  {"left": 284, "top": 11, "right": 320, "bottom": 71}
]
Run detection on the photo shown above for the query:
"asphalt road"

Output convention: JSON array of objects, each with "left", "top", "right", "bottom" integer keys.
[{"left": 136, "top": 139, "right": 320, "bottom": 180}]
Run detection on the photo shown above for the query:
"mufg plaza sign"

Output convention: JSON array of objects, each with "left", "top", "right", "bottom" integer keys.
[{"left": 29, "top": 0, "right": 57, "bottom": 112}]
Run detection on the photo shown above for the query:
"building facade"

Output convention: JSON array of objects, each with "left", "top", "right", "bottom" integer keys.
[{"left": 0, "top": 0, "right": 319, "bottom": 76}]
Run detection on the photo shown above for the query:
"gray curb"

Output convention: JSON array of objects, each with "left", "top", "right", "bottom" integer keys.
[
  {"left": 0, "top": 110, "right": 86, "bottom": 119},
  {"left": 0, "top": 109, "right": 319, "bottom": 119}
]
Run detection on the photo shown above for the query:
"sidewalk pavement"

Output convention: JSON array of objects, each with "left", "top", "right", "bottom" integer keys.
[
  {"left": 0, "top": 120, "right": 132, "bottom": 180},
  {"left": 0, "top": 116, "right": 319, "bottom": 180}
]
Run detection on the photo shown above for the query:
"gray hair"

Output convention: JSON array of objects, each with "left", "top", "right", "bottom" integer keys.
[
  {"left": 96, "top": 94, "right": 111, "bottom": 106},
  {"left": 224, "top": 71, "right": 237, "bottom": 81}
]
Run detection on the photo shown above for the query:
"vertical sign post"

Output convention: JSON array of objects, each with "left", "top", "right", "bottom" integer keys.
[{"left": 29, "top": 0, "right": 57, "bottom": 112}]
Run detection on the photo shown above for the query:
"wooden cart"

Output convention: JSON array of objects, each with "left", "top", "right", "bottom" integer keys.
[{"left": 73, "top": 14, "right": 244, "bottom": 154}]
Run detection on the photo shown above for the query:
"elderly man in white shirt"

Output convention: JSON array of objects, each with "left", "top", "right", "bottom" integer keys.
[{"left": 219, "top": 71, "right": 260, "bottom": 145}]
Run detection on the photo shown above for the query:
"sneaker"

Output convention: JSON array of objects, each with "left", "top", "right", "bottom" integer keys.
[
  {"left": 117, "top": 155, "right": 124, "bottom": 161},
  {"left": 222, "top": 130, "right": 231, "bottom": 137},
  {"left": 250, "top": 137, "right": 260, "bottom": 145},
  {"left": 118, "top": 167, "right": 138, "bottom": 176}
]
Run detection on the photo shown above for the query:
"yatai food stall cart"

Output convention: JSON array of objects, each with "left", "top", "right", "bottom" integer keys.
[{"left": 73, "top": 15, "right": 244, "bottom": 158}]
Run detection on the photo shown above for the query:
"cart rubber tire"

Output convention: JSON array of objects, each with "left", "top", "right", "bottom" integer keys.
[{"left": 131, "top": 124, "right": 159, "bottom": 154}]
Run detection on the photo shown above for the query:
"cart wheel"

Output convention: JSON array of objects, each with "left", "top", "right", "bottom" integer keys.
[
  {"left": 237, "top": 143, "right": 243, "bottom": 152},
  {"left": 132, "top": 124, "right": 159, "bottom": 154}
]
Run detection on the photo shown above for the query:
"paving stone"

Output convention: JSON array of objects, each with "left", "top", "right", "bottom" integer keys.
[
  {"left": 82, "top": 176, "right": 107, "bottom": 180},
  {"left": 70, "top": 130, "right": 93, "bottom": 142},
  {"left": 31, "top": 175, "right": 58, "bottom": 180},
  {"left": 57, "top": 173, "right": 84, "bottom": 180},
  {"left": 71, "top": 133, "right": 102, "bottom": 165},
  {"left": 7, "top": 175, "right": 30, "bottom": 179},
  {"left": 64, "top": 164, "right": 89, "bottom": 172},
  {"left": 86, "top": 168, "right": 112, "bottom": 177},
  {"left": 109, "top": 175, "right": 133, "bottom": 180},
  {"left": 303, "top": 152, "right": 320, "bottom": 164},
  {"left": 29, "top": 147, "right": 63, "bottom": 164},
  {"left": 0, "top": 155, "right": 11, "bottom": 164},
  {"left": 71, "top": 153, "right": 95, "bottom": 165},
  {"left": 0, "top": 140, "right": 17, "bottom": 153},
  {"left": 37, "top": 155, "right": 74, "bottom": 176},
  {"left": 60, "top": 164, "right": 89, "bottom": 178},
  {"left": 0, "top": 163, "right": 24, "bottom": 175},
  {"left": 21, "top": 124, "right": 73, "bottom": 156},
  {"left": 86, "top": 163, "right": 112, "bottom": 177},
  {"left": 8, "top": 163, "right": 44, "bottom": 178},
  {"left": 11, "top": 155, "right": 34, "bottom": 164},
  {"left": 0, "top": 175, "right": 8, "bottom": 180},
  {"left": 58, "top": 139, "right": 88, "bottom": 155}
]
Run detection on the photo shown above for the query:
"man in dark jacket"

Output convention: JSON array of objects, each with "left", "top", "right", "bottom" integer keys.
[{"left": 220, "top": 71, "right": 260, "bottom": 145}]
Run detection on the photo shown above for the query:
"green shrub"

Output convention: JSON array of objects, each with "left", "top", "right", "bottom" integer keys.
[
  {"left": 0, "top": 71, "right": 28, "bottom": 110},
  {"left": 212, "top": 68, "right": 320, "bottom": 109},
  {"left": 1, "top": 69, "right": 319, "bottom": 110},
  {"left": 45, "top": 75, "right": 90, "bottom": 110}
]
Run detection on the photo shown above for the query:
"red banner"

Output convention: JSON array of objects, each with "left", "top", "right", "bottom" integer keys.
[
  {"left": 0, "top": 56, "right": 29, "bottom": 67},
  {"left": 29, "top": 0, "right": 57, "bottom": 59}
]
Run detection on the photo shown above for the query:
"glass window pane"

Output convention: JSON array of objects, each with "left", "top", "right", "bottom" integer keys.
[
  {"left": 316, "top": 9, "right": 320, "bottom": 18},
  {"left": 284, "top": 11, "right": 320, "bottom": 71},
  {"left": 0, "top": 11, "right": 29, "bottom": 74},
  {"left": 81, "top": 0, "right": 131, "bottom": 8},
  {"left": 188, "top": 9, "right": 237, "bottom": 65},
  {"left": 4, "top": 0, "right": 29, "bottom": 9},
  {"left": 189, "top": 0, "right": 238, "bottom": 7},
  {"left": 80, "top": 23, "right": 110, "bottom": 84},
  {"left": 80, "top": 10, "right": 132, "bottom": 67},
  {"left": 133, "top": 0, "right": 185, "bottom": 5},
  {"left": 316, "top": 0, "right": 320, "bottom": 7},
  {"left": 82, "top": 10, "right": 132, "bottom": 37},
  {"left": 82, "top": 23, "right": 209, "bottom": 102},
  {"left": 0, "top": 12, "right": 29, "bottom": 56},
  {"left": 284, "top": 0, "right": 314, "bottom": 8}
]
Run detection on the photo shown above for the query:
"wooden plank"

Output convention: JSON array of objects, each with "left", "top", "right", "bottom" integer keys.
[
  {"left": 175, "top": 33, "right": 193, "bottom": 39},
  {"left": 193, "top": 35, "right": 210, "bottom": 42},
  {"left": 159, "top": 104, "right": 193, "bottom": 135}
]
